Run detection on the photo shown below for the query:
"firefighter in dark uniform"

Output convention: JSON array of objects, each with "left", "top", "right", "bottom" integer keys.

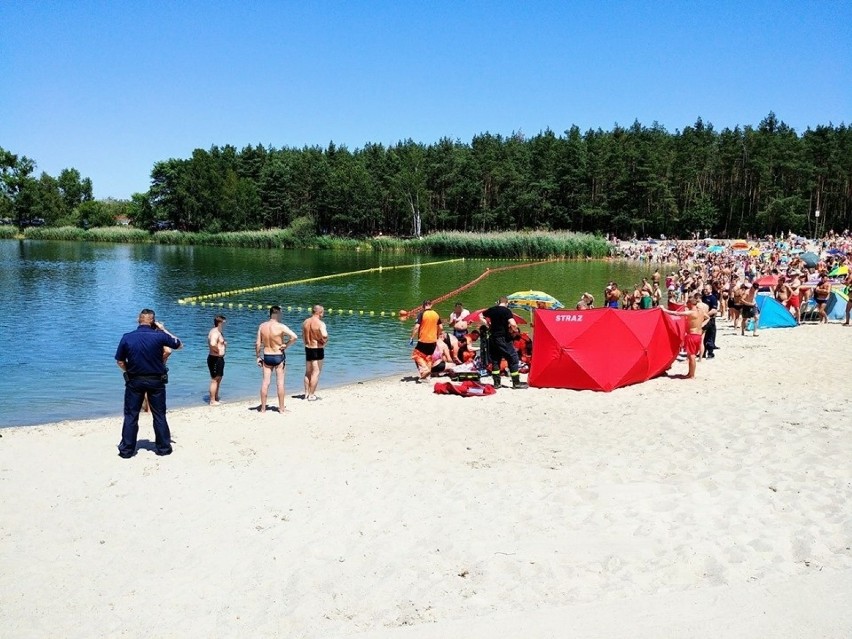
[{"left": 482, "top": 296, "right": 528, "bottom": 389}]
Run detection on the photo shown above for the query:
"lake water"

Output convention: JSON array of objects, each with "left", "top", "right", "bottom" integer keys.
[{"left": 0, "top": 240, "right": 652, "bottom": 427}]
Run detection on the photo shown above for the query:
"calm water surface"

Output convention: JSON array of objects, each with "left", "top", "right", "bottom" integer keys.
[{"left": 0, "top": 240, "right": 652, "bottom": 427}]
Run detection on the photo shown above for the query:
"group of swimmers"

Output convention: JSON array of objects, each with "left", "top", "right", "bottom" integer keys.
[{"left": 202, "top": 305, "right": 329, "bottom": 414}]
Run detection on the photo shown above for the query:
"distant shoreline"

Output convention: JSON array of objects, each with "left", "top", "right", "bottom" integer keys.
[{"left": 1, "top": 228, "right": 611, "bottom": 258}]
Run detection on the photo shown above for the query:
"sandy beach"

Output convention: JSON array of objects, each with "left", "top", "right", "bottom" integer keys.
[{"left": 1, "top": 321, "right": 851, "bottom": 638}]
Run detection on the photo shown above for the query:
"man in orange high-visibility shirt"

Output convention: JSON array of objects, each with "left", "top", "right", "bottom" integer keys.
[{"left": 410, "top": 300, "right": 442, "bottom": 383}]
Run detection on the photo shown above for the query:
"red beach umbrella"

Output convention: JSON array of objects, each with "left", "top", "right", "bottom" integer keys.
[{"left": 755, "top": 275, "right": 779, "bottom": 287}]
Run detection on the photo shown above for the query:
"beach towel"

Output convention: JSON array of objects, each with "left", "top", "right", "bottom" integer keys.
[{"left": 433, "top": 381, "right": 496, "bottom": 397}]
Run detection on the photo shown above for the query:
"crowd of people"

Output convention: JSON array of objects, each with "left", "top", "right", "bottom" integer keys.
[
  {"left": 611, "top": 230, "right": 852, "bottom": 326},
  {"left": 606, "top": 231, "right": 852, "bottom": 378}
]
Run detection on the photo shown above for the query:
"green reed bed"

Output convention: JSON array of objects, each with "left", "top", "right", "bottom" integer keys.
[
  {"left": 0, "top": 226, "right": 20, "bottom": 239},
  {"left": 12, "top": 224, "right": 610, "bottom": 259},
  {"left": 23, "top": 226, "right": 87, "bottom": 241},
  {"left": 413, "top": 231, "right": 610, "bottom": 258},
  {"left": 86, "top": 227, "right": 150, "bottom": 243},
  {"left": 22, "top": 226, "right": 150, "bottom": 243},
  {"left": 150, "top": 229, "right": 379, "bottom": 251},
  {"left": 152, "top": 229, "right": 292, "bottom": 248}
]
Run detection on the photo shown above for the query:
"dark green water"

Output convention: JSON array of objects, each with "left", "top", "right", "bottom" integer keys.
[{"left": 0, "top": 240, "right": 652, "bottom": 427}]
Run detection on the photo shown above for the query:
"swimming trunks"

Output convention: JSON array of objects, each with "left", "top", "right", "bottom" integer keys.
[
  {"left": 415, "top": 341, "right": 437, "bottom": 356},
  {"left": 305, "top": 347, "right": 325, "bottom": 362},
  {"left": 206, "top": 354, "right": 225, "bottom": 378},
  {"left": 263, "top": 353, "right": 285, "bottom": 367},
  {"left": 741, "top": 305, "right": 755, "bottom": 319},
  {"left": 607, "top": 301, "right": 619, "bottom": 308},
  {"left": 684, "top": 333, "right": 702, "bottom": 356}
]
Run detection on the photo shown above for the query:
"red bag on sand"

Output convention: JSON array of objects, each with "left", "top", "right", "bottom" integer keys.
[{"left": 433, "top": 381, "right": 496, "bottom": 397}]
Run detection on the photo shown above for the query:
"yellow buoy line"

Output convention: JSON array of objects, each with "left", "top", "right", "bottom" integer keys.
[
  {"left": 177, "top": 258, "right": 465, "bottom": 305},
  {"left": 183, "top": 301, "right": 408, "bottom": 318}
]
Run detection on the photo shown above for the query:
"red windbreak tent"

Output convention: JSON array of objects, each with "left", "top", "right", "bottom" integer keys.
[{"left": 529, "top": 308, "right": 685, "bottom": 391}]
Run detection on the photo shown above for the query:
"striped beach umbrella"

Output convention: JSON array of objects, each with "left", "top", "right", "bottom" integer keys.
[{"left": 506, "top": 290, "right": 564, "bottom": 311}]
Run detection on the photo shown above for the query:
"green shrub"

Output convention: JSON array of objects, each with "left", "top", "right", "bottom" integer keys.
[{"left": 289, "top": 216, "right": 316, "bottom": 242}]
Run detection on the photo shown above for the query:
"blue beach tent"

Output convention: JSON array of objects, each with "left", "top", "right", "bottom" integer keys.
[
  {"left": 826, "top": 289, "right": 849, "bottom": 322},
  {"left": 755, "top": 294, "right": 798, "bottom": 328}
]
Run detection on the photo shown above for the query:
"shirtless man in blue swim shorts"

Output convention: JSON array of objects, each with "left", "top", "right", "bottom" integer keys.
[{"left": 255, "top": 305, "right": 298, "bottom": 414}]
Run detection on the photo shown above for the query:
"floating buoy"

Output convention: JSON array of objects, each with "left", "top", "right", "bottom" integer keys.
[{"left": 399, "top": 310, "right": 408, "bottom": 318}]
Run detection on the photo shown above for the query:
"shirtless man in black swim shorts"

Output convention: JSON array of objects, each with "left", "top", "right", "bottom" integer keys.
[
  {"left": 255, "top": 305, "right": 298, "bottom": 414},
  {"left": 207, "top": 314, "right": 227, "bottom": 405},
  {"left": 302, "top": 305, "right": 329, "bottom": 401}
]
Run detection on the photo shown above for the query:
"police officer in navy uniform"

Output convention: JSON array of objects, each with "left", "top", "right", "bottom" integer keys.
[
  {"left": 115, "top": 309, "right": 183, "bottom": 458},
  {"left": 482, "top": 296, "right": 528, "bottom": 389}
]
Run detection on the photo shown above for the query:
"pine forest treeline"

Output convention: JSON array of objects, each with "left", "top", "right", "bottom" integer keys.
[{"left": 3, "top": 113, "right": 851, "bottom": 239}]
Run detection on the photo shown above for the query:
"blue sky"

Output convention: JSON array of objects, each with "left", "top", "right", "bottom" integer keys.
[{"left": 2, "top": 1, "right": 849, "bottom": 200}]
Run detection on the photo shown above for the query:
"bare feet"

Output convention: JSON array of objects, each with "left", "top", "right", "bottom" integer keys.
[{"left": 209, "top": 400, "right": 221, "bottom": 406}]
